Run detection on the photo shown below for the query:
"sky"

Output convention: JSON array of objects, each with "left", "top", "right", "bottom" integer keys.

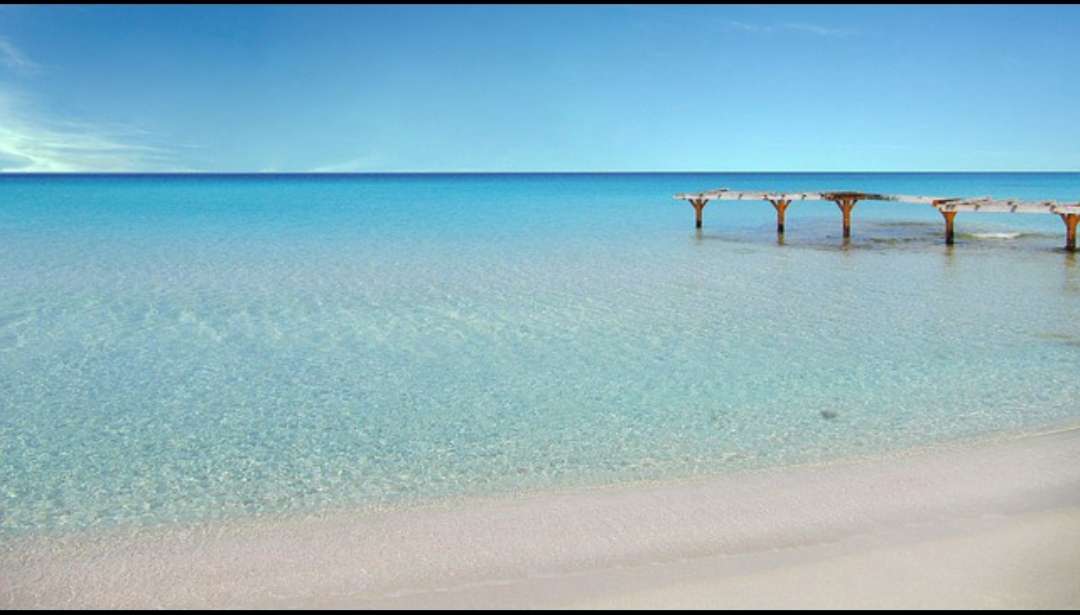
[{"left": 1, "top": 4, "right": 1079, "bottom": 173}]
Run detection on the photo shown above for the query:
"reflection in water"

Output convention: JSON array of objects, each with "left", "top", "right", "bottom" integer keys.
[{"left": 943, "top": 243, "right": 957, "bottom": 267}]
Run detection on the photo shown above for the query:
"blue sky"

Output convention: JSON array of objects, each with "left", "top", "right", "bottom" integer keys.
[{"left": 1, "top": 4, "right": 1079, "bottom": 172}]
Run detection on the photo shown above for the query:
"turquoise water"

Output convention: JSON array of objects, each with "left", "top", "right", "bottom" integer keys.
[{"left": 2, "top": 173, "right": 1079, "bottom": 535}]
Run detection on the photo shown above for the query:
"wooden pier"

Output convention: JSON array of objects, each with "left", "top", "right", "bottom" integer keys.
[{"left": 674, "top": 188, "right": 1080, "bottom": 251}]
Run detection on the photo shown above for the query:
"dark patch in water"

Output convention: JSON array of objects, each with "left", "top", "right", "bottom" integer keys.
[
  {"left": 867, "top": 236, "right": 934, "bottom": 245},
  {"left": 820, "top": 410, "right": 839, "bottom": 420},
  {"left": 1035, "top": 332, "right": 1080, "bottom": 349},
  {"left": 875, "top": 221, "right": 938, "bottom": 229},
  {"left": 1036, "top": 331, "right": 1077, "bottom": 341}
]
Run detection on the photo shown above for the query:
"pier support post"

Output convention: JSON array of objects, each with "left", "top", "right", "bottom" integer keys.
[
  {"left": 690, "top": 198, "right": 708, "bottom": 229},
  {"left": 941, "top": 210, "right": 958, "bottom": 245},
  {"left": 769, "top": 199, "right": 791, "bottom": 234},
  {"left": 832, "top": 197, "right": 858, "bottom": 238},
  {"left": 1062, "top": 213, "right": 1079, "bottom": 252}
]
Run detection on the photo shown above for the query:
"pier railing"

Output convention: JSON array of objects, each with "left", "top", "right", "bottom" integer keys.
[{"left": 673, "top": 189, "right": 1080, "bottom": 251}]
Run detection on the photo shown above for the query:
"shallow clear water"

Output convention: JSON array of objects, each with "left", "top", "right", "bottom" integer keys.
[{"left": 2, "top": 173, "right": 1079, "bottom": 535}]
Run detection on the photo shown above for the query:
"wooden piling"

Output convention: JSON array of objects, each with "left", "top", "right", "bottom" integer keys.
[
  {"left": 1062, "top": 213, "right": 1079, "bottom": 252},
  {"left": 941, "top": 210, "right": 958, "bottom": 245},
  {"left": 769, "top": 199, "right": 790, "bottom": 234},
  {"left": 833, "top": 196, "right": 857, "bottom": 238},
  {"left": 690, "top": 198, "right": 707, "bottom": 229}
]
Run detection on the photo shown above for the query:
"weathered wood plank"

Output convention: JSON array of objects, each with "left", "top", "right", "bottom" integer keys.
[
  {"left": 1051, "top": 204, "right": 1080, "bottom": 215},
  {"left": 674, "top": 191, "right": 824, "bottom": 201},
  {"left": 674, "top": 189, "right": 1079, "bottom": 217},
  {"left": 936, "top": 199, "right": 1059, "bottom": 214}
]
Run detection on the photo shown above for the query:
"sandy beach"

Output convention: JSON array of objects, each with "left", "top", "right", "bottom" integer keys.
[{"left": 4, "top": 425, "right": 1079, "bottom": 609}]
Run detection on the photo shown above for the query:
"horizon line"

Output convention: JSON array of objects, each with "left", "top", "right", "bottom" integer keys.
[{"left": 3, "top": 170, "right": 1080, "bottom": 176}]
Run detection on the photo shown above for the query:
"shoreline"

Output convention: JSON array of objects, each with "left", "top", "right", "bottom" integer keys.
[
  {"left": 7, "top": 416, "right": 1079, "bottom": 540},
  {"left": 4, "top": 424, "right": 1080, "bottom": 608}
]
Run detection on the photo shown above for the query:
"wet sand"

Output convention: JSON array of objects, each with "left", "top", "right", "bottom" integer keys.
[{"left": 4, "top": 426, "right": 1079, "bottom": 609}]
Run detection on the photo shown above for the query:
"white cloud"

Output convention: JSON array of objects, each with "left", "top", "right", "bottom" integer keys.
[
  {"left": 780, "top": 22, "right": 852, "bottom": 37},
  {"left": 0, "top": 89, "right": 183, "bottom": 172},
  {"left": 309, "top": 154, "right": 384, "bottom": 173},
  {"left": 0, "top": 36, "right": 38, "bottom": 73},
  {"left": 721, "top": 20, "right": 853, "bottom": 37}
]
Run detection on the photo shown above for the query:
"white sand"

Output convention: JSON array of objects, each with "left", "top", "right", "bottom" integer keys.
[{"left": 3, "top": 426, "right": 1080, "bottom": 609}]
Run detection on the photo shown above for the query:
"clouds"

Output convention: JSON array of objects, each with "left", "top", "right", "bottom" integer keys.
[
  {"left": 721, "top": 20, "right": 854, "bottom": 37},
  {"left": 0, "top": 32, "right": 187, "bottom": 172},
  {"left": 308, "top": 154, "right": 386, "bottom": 173},
  {"left": 0, "top": 89, "right": 182, "bottom": 172},
  {"left": 0, "top": 36, "right": 38, "bottom": 74}
]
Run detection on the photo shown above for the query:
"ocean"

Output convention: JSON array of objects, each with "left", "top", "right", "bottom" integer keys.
[{"left": 2, "top": 172, "right": 1079, "bottom": 536}]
